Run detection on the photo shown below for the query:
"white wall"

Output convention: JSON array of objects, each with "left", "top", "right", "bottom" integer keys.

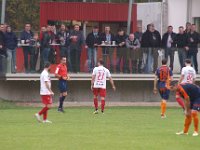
[
  {"left": 167, "top": 0, "right": 188, "bottom": 32},
  {"left": 191, "top": 0, "right": 200, "bottom": 18},
  {"left": 137, "top": 2, "right": 162, "bottom": 33}
]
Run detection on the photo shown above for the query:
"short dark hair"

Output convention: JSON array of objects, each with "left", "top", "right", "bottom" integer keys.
[
  {"left": 118, "top": 28, "right": 124, "bottom": 32},
  {"left": 185, "top": 59, "right": 191, "bottom": 64},
  {"left": 98, "top": 59, "right": 104, "bottom": 65},
  {"left": 179, "top": 26, "right": 184, "bottom": 29},
  {"left": 168, "top": 25, "right": 173, "bottom": 28},
  {"left": 162, "top": 59, "right": 168, "bottom": 65},
  {"left": 93, "top": 26, "right": 99, "bottom": 29},
  {"left": 44, "top": 62, "right": 51, "bottom": 68},
  {"left": 170, "top": 80, "right": 178, "bottom": 87}
]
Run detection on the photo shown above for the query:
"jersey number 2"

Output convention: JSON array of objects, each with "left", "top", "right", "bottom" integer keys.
[{"left": 97, "top": 72, "right": 105, "bottom": 80}]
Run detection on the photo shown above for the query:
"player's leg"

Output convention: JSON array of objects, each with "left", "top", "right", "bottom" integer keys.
[
  {"left": 192, "top": 110, "right": 199, "bottom": 136},
  {"left": 100, "top": 89, "right": 106, "bottom": 113},
  {"left": 58, "top": 92, "right": 67, "bottom": 112},
  {"left": 43, "top": 103, "right": 52, "bottom": 123},
  {"left": 176, "top": 114, "right": 192, "bottom": 135},
  {"left": 176, "top": 92, "right": 185, "bottom": 110},
  {"left": 159, "top": 89, "right": 167, "bottom": 118},
  {"left": 93, "top": 88, "right": 99, "bottom": 114}
]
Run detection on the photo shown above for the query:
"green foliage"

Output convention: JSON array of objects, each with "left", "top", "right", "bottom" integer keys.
[{"left": 5, "top": 0, "right": 40, "bottom": 31}]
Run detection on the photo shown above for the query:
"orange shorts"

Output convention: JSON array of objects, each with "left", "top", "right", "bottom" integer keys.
[
  {"left": 41, "top": 95, "right": 52, "bottom": 105},
  {"left": 93, "top": 88, "right": 106, "bottom": 97}
]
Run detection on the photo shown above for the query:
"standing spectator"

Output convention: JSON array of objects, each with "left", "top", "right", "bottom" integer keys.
[
  {"left": 100, "top": 26, "right": 115, "bottom": 72},
  {"left": 40, "top": 25, "right": 52, "bottom": 65},
  {"left": 0, "top": 24, "right": 6, "bottom": 73},
  {"left": 69, "top": 24, "right": 85, "bottom": 73},
  {"left": 30, "top": 32, "right": 40, "bottom": 71},
  {"left": 175, "top": 26, "right": 189, "bottom": 70},
  {"left": 56, "top": 24, "right": 71, "bottom": 70},
  {"left": 115, "top": 29, "right": 128, "bottom": 73},
  {"left": 20, "top": 23, "right": 34, "bottom": 73},
  {"left": 39, "top": 26, "right": 46, "bottom": 72},
  {"left": 161, "top": 25, "right": 176, "bottom": 71},
  {"left": 134, "top": 26, "right": 143, "bottom": 42},
  {"left": 187, "top": 24, "right": 199, "bottom": 73},
  {"left": 141, "top": 24, "right": 161, "bottom": 73},
  {"left": 86, "top": 26, "right": 101, "bottom": 73},
  {"left": 5, "top": 26, "right": 18, "bottom": 73},
  {"left": 126, "top": 33, "right": 141, "bottom": 73},
  {"left": 185, "top": 22, "right": 191, "bottom": 34}
]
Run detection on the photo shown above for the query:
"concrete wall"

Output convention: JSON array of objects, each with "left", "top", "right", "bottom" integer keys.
[{"left": 0, "top": 80, "right": 177, "bottom": 103}]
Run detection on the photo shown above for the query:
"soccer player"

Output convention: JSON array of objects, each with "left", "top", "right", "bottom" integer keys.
[
  {"left": 35, "top": 62, "right": 54, "bottom": 123},
  {"left": 153, "top": 59, "right": 173, "bottom": 118},
  {"left": 91, "top": 59, "right": 116, "bottom": 114},
  {"left": 170, "top": 82, "right": 200, "bottom": 136},
  {"left": 55, "top": 57, "right": 70, "bottom": 112},
  {"left": 176, "top": 59, "right": 196, "bottom": 110}
]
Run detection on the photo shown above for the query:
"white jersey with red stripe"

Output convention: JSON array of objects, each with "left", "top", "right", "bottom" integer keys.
[
  {"left": 181, "top": 66, "right": 196, "bottom": 83},
  {"left": 92, "top": 66, "right": 111, "bottom": 89}
]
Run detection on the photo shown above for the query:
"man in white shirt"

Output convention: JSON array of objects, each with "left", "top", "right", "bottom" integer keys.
[
  {"left": 176, "top": 59, "right": 196, "bottom": 109},
  {"left": 35, "top": 62, "right": 54, "bottom": 123},
  {"left": 91, "top": 60, "right": 116, "bottom": 114}
]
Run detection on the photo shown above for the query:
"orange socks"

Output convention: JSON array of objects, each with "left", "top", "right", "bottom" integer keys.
[
  {"left": 161, "top": 101, "right": 167, "bottom": 116},
  {"left": 184, "top": 115, "right": 192, "bottom": 133},
  {"left": 192, "top": 111, "right": 199, "bottom": 132}
]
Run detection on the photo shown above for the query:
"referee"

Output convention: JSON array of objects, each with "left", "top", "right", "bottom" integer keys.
[{"left": 55, "top": 57, "right": 70, "bottom": 112}]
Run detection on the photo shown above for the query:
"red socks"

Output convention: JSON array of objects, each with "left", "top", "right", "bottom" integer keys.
[
  {"left": 101, "top": 100, "right": 105, "bottom": 112},
  {"left": 94, "top": 98, "right": 98, "bottom": 110},
  {"left": 39, "top": 106, "right": 49, "bottom": 120}
]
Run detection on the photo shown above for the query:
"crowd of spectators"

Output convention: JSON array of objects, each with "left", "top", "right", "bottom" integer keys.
[{"left": 0, "top": 22, "right": 199, "bottom": 74}]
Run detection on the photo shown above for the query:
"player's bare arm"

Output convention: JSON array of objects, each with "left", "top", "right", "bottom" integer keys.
[
  {"left": 45, "top": 81, "right": 54, "bottom": 95},
  {"left": 109, "top": 77, "right": 116, "bottom": 91},
  {"left": 91, "top": 75, "right": 95, "bottom": 91},
  {"left": 178, "top": 75, "right": 184, "bottom": 84},
  {"left": 153, "top": 75, "right": 158, "bottom": 94}
]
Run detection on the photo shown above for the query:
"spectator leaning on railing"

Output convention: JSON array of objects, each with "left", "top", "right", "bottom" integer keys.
[
  {"left": 187, "top": 24, "right": 199, "bottom": 73},
  {"left": 20, "top": 23, "right": 34, "bottom": 73},
  {"left": 115, "top": 29, "right": 128, "bottom": 73},
  {"left": 161, "top": 25, "right": 176, "bottom": 71},
  {"left": 86, "top": 26, "right": 101, "bottom": 73},
  {"left": 4, "top": 25, "right": 18, "bottom": 73},
  {"left": 126, "top": 33, "right": 141, "bottom": 73},
  {"left": 174, "top": 26, "right": 189, "bottom": 70}
]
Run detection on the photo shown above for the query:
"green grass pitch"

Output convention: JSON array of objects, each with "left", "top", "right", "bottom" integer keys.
[{"left": 0, "top": 101, "right": 200, "bottom": 150}]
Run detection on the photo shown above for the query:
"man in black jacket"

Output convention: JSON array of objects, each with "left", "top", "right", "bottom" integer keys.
[
  {"left": 175, "top": 26, "right": 189, "bottom": 70},
  {"left": 141, "top": 24, "right": 161, "bottom": 73},
  {"left": 187, "top": 24, "right": 199, "bottom": 73},
  {"left": 100, "top": 26, "right": 115, "bottom": 72},
  {"left": 115, "top": 29, "right": 128, "bottom": 73},
  {"left": 162, "top": 26, "right": 176, "bottom": 71},
  {"left": 86, "top": 26, "right": 101, "bottom": 72},
  {"left": 0, "top": 24, "right": 6, "bottom": 73},
  {"left": 20, "top": 23, "right": 34, "bottom": 73}
]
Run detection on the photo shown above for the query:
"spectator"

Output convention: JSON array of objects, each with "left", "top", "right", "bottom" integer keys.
[
  {"left": 69, "top": 24, "right": 85, "bottom": 73},
  {"left": 40, "top": 25, "right": 52, "bottom": 65},
  {"left": 5, "top": 25, "right": 18, "bottom": 73},
  {"left": 56, "top": 24, "right": 71, "bottom": 71},
  {"left": 187, "top": 24, "right": 199, "bottom": 73},
  {"left": 100, "top": 26, "right": 115, "bottom": 72},
  {"left": 86, "top": 26, "right": 101, "bottom": 73},
  {"left": 20, "top": 23, "right": 34, "bottom": 73},
  {"left": 141, "top": 24, "right": 161, "bottom": 73},
  {"left": 175, "top": 26, "right": 189, "bottom": 70},
  {"left": 134, "top": 26, "right": 143, "bottom": 43},
  {"left": 0, "top": 24, "right": 6, "bottom": 73},
  {"left": 30, "top": 32, "right": 40, "bottom": 71},
  {"left": 185, "top": 22, "right": 191, "bottom": 34},
  {"left": 115, "top": 29, "right": 128, "bottom": 73},
  {"left": 39, "top": 26, "right": 46, "bottom": 71},
  {"left": 126, "top": 33, "right": 141, "bottom": 73},
  {"left": 162, "top": 25, "right": 176, "bottom": 71}
]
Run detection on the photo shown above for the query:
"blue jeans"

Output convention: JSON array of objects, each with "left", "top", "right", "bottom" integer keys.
[
  {"left": 6, "top": 49, "right": 16, "bottom": 73},
  {"left": 87, "top": 47, "right": 97, "bottom": 72},
  {"left": 144, "top": 48, "right": 153, "bottom": 73},
  {"left": 42, "top": 48, "right": 50, "bottom": 64}
]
